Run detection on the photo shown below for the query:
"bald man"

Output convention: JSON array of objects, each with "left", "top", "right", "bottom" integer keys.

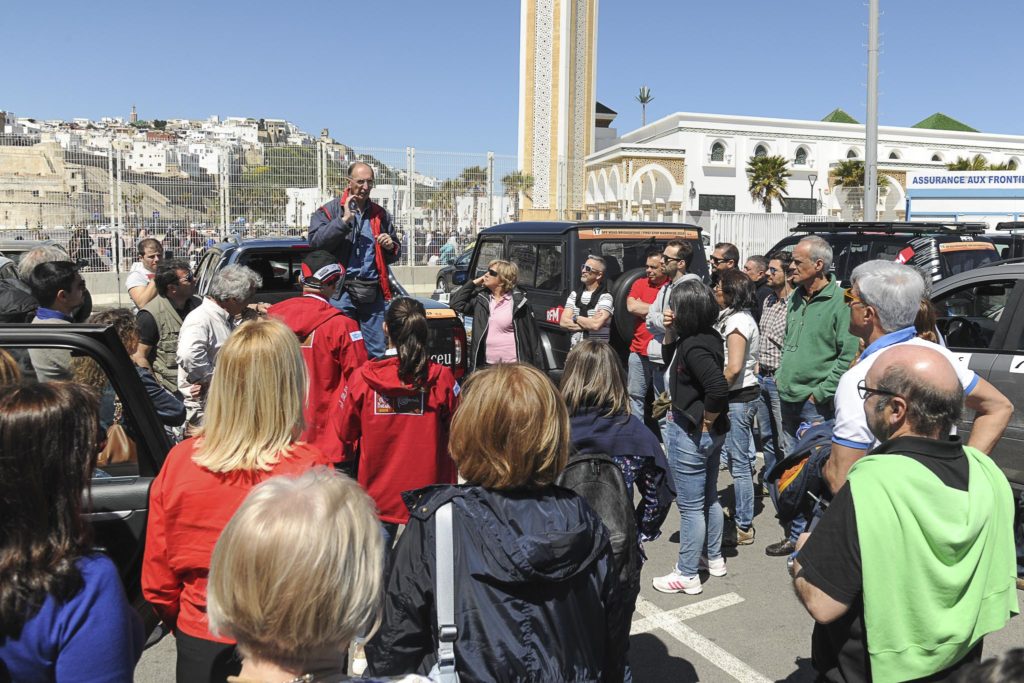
[
  {"left": 308, "top": 161, "right": 401, "bottom": 357},
  {"left": 791, "top": 346, "right": 1019, "bottom": 683}
]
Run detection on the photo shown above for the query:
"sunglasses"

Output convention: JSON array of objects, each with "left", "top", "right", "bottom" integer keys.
[
  {"left": 843, "top": 289, "right": 867, "bottom": 307},
  {"left": 662, "top": 254, "right": 681, "bottom": 263},
  {"left": 581, "top": 264, "right": 604, "bottom": 274},
  {"left": 710, "top": 256, "right": 733, "bottom": 266},
  {"left": 486, "top": 269, "right": 499, "bottom": 277},
  {"left": 178, "top": 272, "right": 195, "bottom": 284},
  {"left": 857, "top": 379, "right": 901, "bottom": 401}
]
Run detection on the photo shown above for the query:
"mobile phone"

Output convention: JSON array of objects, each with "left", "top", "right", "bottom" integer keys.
[{"left": 348, "top": 198, "right": 358, "bottom": 212}]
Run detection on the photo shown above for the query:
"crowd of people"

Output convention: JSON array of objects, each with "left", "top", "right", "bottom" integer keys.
[{"left": 0, "top": 170, "right": 1020, "bottom": 683}]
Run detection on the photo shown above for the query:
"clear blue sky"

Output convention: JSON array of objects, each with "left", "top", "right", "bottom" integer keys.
[{"left": 6, "top": 1, "right": 1022, "bottom": 156}]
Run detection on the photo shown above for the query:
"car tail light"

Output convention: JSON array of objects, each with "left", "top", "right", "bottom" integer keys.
[{"left": 452, "top": 325, "right": 467, "bottom": 379}]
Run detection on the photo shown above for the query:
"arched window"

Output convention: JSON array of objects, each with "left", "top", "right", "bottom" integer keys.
[
  {"left": 847, "top": 149, "right": 859, "bottom": 159},
  {"left": 931, "top": 153, "right": 943, "bottom": 162},
  {"left": 754, "top": 144, "right": 768, "bottom": 158},
  {"left": 888, "top": 151, "right": 901, "bottom": 160},
  {"left": 711, "top": 142, "right": 725, "bottom": 162},
  {"left": 794, "top": 147, "right": 808, "bottom": 165},
  {"left": 1009, "top": 158, "right": 1019, "bottom": 171}
]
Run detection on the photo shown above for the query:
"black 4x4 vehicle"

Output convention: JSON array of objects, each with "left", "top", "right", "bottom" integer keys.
[
  {"left": 455, "top": 221, "right": 709, "bottom": 375},
  {"left": 194, "top": 236, "right": 467, "bottom": 377},
  {"left": 770, "top": 222, "right": 1000, "bottom": 288}
]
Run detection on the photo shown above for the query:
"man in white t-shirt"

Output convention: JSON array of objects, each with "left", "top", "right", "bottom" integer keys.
[
  {"left": 560, "top": 255, "right": 614, "bottom": 346},
  {"left": 126, "top": 237, "right": 163, "bottom": 311},
  {"left": 825, "top": 260, "right": 1012, "bottom": 493}
]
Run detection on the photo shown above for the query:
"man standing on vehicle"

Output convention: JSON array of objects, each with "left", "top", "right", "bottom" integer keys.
[
  {"left": 776, "top": 236, "right": 859, "bottom": 438},
  {"left": 792, "top": 345, "right": 1018, "bottom": 683},
  {"left": 269, "top": 251, "right": 368, "bottom": 471},
  {"left": 646, "top": 239, "right": 701, "bottom": 357},
  {"left": 825, "top": 260, "right": 1012, "bottom": 494},
  {"left": 134, "top": 259, "right": 202, "bottom": 395},
  {"left": 560, "top": 255, "right": 614, "bottom": 346},
  {"left": 126, "top": 238, "right": 163, "bottom": 311},
  {"left": 308, "top": 162, "right": 401, "bottom": 358},
  {"left": 27, "top": 261, "right": 88, "bottom": 382},
  {"left": 625, "top": 248, "right": 668, "bottom": 417}
]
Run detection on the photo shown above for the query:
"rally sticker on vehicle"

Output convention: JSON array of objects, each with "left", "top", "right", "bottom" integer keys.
[
  {"left": 546, "top": 306, "right": 564, "bottom": 323},
  {"left": 938, "top": 241, "right": 996, "bottom": 253},
  {"left": 1009, "top": 356, "right": 1024, "bottom": 374},
  {"left": 374, "top": 392, "right": 425, "bottom": 416},
  {"left": 577, "top": 228, "right": 699, "bottom": 241}
]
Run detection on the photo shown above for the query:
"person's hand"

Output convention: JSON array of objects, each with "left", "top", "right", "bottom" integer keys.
[
  {"left": 341, "top": 198, "right": 356, "bottom": 224},
  {"left": 376, "top": 233, "right": 396, "bottom": 251},
  {"left": 188, "top": 383, "right": 203, "bottom": 400},
  {"left": 808, "top": 394, "right": 817, "bottom": 405},
  {"left": 663, "top": 307, "right": 674, "bottom": 327},
  {"left": 473, "top": 275, "right": 486, "bottom": 286}
]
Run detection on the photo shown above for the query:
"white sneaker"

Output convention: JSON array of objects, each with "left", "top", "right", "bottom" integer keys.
[
  {"left": 700, "top": 556, "right": 727, "bottom": 577},
  {"left": 652, "top": 568, "right": 702, "bottom": 595}
]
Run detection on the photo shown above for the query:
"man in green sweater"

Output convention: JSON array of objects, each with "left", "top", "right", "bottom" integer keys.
[
  {"left": 776, "top": 235, "right": 860, "bottom": 441},
  {"left": 791, "top": 345, "right": 1018, "bottom": 683}
]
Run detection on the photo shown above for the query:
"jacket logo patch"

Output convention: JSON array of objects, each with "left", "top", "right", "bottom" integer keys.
[
  {"left": 374, "top": 392, "right": 424, "bottom": 416},
  {"left": 350, "top": 330, "right": 363, "bottom": 342}
]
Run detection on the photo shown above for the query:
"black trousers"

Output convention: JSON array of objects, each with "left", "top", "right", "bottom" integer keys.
[{"left": 175, "top": 630, "right": 241, "bottom": 683}]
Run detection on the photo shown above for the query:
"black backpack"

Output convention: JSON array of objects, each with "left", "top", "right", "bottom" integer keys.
[{"left": 556, "top": 451, "right": 640, "bottom": 598}]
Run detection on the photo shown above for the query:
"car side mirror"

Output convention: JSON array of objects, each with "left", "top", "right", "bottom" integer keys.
[{"left": 453, "top": 272, "right": 467, "bottom": 285}]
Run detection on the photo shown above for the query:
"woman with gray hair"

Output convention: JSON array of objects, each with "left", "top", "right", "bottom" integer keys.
[{"left": 176, "top": 264, "right": 262, "bottom": 428}]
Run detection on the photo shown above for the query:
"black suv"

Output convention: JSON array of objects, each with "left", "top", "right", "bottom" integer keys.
[
  {"left": 454, "top": 221, "right": 708, "bottom": 375},
  {"left": 194, "top": 236, "right": 468, "bottom": 377},
  {"left": 770, "top": 222, "right": 1000, "bottom": 287},
  {"left": 989, "top": 222, "right": 1024, "bottom": 261}
]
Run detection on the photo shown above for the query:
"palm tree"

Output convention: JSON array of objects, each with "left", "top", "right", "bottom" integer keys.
[
  {"left": 636, "top": 86, "right": 654, "bottom": 126},
  {"left": 831, "top": 159, "right": 890, "bottom": 219},
  {"left": 459, "top": 166, "right": 488, "bottom": 231},
  {"left": 501, "top": 170, "right": 534, "bottom": 222},
  {"left": 946, "top": 154, "right": 988, "bottom": 171},
  {"left": 746, "top": 155, "right": 791, "bottom": 212}
]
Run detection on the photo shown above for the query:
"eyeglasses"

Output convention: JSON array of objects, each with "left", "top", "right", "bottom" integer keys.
[
  {"left": 581, "top": 264, "right": 604, "bottom": 274},
  {"left": 843, "top": 289, "right": 867, "bottom": 308},
  {"left": 857, "top": 379, "right": 901, "bottom": 401},
  {"left": 486, "top": 268, "right": 499, "bottom": 277},
  {"left": 710, "top": 256, "right": 733, "bottom": 266},
  {"left": 178, "top": 272, "right": 195, "bottom": 284},
  {"left": 662, "top": 254, "right": 681, "bottom": 263}
]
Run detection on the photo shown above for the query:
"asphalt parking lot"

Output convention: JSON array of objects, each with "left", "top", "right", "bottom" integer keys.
[{"left": 136, "top": 467, "right": 1024, "bottom": 682}]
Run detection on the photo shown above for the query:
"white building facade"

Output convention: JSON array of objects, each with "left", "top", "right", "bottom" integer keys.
[{"left": 585, "top": 111, "right": 1024, "bottom": 225}]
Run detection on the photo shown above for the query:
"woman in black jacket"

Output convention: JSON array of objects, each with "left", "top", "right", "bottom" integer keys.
[
  {"left": 367, "top": 363, "right": 626, "bottom": 682},
  {"left": 449, "top": 259, "right": 544, "bottom": 371},
  {"left": 652, "top": 280, "right": 731, "bottom": 597}
]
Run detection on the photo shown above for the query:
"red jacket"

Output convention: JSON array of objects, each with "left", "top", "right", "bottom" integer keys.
[
  {"left": 335, "top": 356, "right": 459, "bottom": 524},
  {"left": 142, "top": 438, "right": 330, "bottom": 641},
  {"left": 269, "top": 294, "right": 368, "bottom": 462}
]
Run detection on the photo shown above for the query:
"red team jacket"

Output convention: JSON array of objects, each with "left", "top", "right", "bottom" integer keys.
[
  {"left": 270, "top": 294, "right": 368, "bottom": 463},
  {"left": 335, "top": 356, "right": 459, "bottom": 524},
  {"left": 141, "top": 439, "right": 330, "bottom": 642}
]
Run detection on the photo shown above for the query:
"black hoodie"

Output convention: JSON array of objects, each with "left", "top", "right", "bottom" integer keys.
[{"left": 367, "top": 485, "right": 627, "bottom": 682}]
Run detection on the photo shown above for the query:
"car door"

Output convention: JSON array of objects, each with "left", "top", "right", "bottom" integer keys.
[
  {"left": 194, "top": 246, "right": 225, "bottom": 299},
  {"left": 511, "top": 240, "right": 566, "bottom": 372},
  {"left": 0, "top": 324, "right": 171, "bottom": 621},
  {"left": 932, "top": 276, "right": 1024, "bottom": 489}
]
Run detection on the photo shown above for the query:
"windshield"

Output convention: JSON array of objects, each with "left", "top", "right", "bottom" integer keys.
[{"left": 938, "top": 241, "right": 999, "bottom": 277}]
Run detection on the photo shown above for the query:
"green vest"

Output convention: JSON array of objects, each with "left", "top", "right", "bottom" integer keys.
[
  {"left": 143, "top": 295, "right": 199, "bottom": 393},
  {"left": 849, "top": 447, "right": 1019, "bottom": 682}
]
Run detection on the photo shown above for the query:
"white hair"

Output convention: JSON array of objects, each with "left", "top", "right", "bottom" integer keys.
[
  {"left": 851, "top": 260, "right": 926, "bottom": 333},
  {"left": 17, "top": 246, "right": 70, "bottom": 282},
  {"left": 798, "top": 236, "right": 833, "bottom": 272},
  {"left": 209, "top": 265, "right": 261, "bottom": 302}
]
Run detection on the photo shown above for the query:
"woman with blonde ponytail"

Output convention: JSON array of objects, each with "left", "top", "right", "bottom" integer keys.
[{"left": 335, "top": 297, "right": 460, "bottom": 549}]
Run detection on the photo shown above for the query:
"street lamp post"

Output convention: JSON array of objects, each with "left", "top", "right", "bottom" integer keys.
[{"left": 808, "top": 173, "right": 818, "bottom": 214}]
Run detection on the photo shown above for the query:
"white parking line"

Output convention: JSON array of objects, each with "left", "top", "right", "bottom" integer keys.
[{"left": 633, "top": 595, "right": 772, "bottom": 683}]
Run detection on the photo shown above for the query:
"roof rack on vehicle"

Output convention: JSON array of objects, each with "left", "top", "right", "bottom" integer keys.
[
  {"left": 995, "top": 221, "right": 1024, "bottom": 232},
  {"left": 792, "top": 221, "right": 987, "bottom": 235}
]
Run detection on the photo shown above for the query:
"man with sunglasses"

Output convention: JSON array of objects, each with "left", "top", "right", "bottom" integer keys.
[
  {"left": 560, "top": 255, "right": 614, "bottom": 346},
  {"left": 825, "top": 260, "right": 1011, "bottom": 494},
  {"left": 645, "top": 239, "right": 700, "bottom": 363},
  {"left": 135, "top": 258, "right": 202, "bottom": 395},
  {"left": 710, "top": 242, "right": 739, "bottom": 273},
  {"left": 792, "top": 345, "right": 1017, "bottom": 683}
]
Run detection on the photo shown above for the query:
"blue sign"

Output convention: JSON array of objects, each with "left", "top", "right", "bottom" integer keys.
[{"left": 93, "top": 212, "right": 100, "bottom": 220}]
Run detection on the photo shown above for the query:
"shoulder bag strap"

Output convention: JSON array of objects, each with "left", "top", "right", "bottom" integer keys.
[{"left": 434, "top": 501, "right": 459, "bottom": 682}]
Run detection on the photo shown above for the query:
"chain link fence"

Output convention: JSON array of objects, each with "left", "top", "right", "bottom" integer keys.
[{"left": 0, "top": 134, "right": 527, "bottom": 269}]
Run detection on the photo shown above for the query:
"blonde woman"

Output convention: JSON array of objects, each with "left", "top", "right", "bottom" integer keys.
[
  {"left": 207, "top": 469, "right": 429, "bottom": 683},
  {"left": 367, "top": 364, "right": 626, "bottom": 681},
  {"left": 449, "top": 259, "right": 543, "bottom": 370},
  {"left": 142, "top": 318, "right": 331, "bottom": 682}
]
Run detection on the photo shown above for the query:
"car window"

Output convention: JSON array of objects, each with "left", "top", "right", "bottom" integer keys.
[
  {"left": 509, "top": 243, "right": 538, "bottom": 288},
  {"left": 238, "top": 249, "right": 306, "bottom": 293},
  {"left": 933, "top": 280, "right": 1014, "bottom": 350},
  {"left": 534, "top": 243, "right": 564, "bottom": 291},
  {"left": 474, "top": 240, "right": 504, "bottom": 277},
  {"left": 455, "top": 251, "right": 471, "bottom": 268},
  {"left": 195, "top": 248, "right": 223, "bottom": 296}
]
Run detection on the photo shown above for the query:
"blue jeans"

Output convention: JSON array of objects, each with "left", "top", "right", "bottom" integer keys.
[
  {"left": 332, "top": 286, "right": 387, "bottom": 358},
  {"left": 665, "top": 409, "right": 725, "bottom": 577},
  {"left": 627, "top": 352, "right": 665, "bottom": 419},
  {"left": 725, "top": 400, "right": 757, "bottom": 531},
  {"left": 780, "top": 397, "right": 833, "bottom": 542},
  {"left": 756, "top": 375, "right": 790, "bottom": 480}
]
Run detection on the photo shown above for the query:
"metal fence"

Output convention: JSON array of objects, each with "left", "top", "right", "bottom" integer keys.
[{"left": 0, "top": 134, "right": 526, "bottom": 268}]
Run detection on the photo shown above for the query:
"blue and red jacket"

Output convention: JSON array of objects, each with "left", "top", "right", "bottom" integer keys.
[{"left": 308, "top": 190, "right": 401, "bottom": 301}]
